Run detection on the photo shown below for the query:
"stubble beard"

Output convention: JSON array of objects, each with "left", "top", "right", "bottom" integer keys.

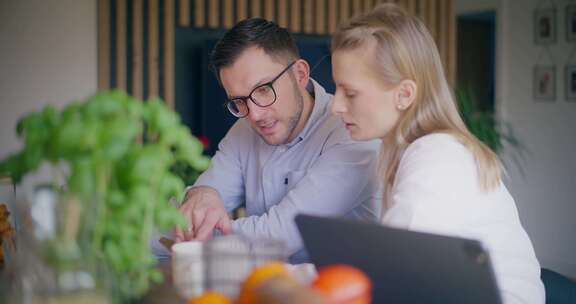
[{"left": 261, "top": 76, "right": 304, "bottom": 146}]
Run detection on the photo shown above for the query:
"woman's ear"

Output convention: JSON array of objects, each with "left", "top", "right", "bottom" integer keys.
[
  {"left": 395, "top": 79, "right": 417, "bottom": 111},
  {"left": 292, "top": 59, "right": 310, "bottom": 89}
]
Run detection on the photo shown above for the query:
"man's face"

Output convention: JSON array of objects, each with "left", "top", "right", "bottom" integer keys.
[{"left": 219, "top": 47, "right": 304, "bottom": 145}]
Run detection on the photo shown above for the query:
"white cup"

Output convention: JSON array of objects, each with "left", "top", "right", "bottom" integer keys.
[{"left": 172, "top": 241, "right": 204, "bottom": 300}]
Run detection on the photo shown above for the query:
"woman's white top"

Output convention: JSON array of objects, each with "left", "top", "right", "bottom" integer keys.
[{"left": 382, "top": 133, "right": 545, "bottom": 304}]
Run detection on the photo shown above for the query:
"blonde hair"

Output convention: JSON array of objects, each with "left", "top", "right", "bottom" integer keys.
[{"left": 331, "top": 4, "right": 502, "bottom": 202}]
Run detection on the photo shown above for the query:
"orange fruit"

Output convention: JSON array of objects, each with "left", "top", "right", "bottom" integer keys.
[
  {"left": 312, "top": 264, "right": 372, "bottom": 304},
  {"left": 188, "top": 291, "right": 232, "bottom": 304},
  {"left": 237, "top": 261, "right": 291, "bottom": 304}
]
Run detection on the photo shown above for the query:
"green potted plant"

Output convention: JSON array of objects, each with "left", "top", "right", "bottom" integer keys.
[
  {"left": 456, "top": 87, "right": 525, "bottom": 164},
  {"left": 0, "top": 90, "right": 210, "bottom": 301}
]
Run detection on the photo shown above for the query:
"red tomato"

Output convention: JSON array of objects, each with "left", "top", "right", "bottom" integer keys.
[{"left": 312, "top": 264, "right": 372, "bottom": 304}]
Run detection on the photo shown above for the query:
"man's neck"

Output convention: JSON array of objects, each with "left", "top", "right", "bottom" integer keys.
[{"left": 287, "top": 89, "right": 315, "bottom": 143}]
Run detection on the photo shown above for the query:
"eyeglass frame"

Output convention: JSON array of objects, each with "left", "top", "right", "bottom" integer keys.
[{"left": 223, "top": 60, "right": 297, "bottom": 118}]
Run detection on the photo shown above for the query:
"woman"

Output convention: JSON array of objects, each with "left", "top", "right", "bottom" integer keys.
[{"left": 330, "top": 4, "right": 544, "bottom": 304}]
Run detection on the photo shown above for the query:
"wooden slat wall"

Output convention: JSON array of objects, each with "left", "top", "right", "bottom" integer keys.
[
  {"left": 352, "top": 0, "right": 362, "bottom": 17},
  {"left": 315, "top": 0, "right": 325, "bottom": 34},
  {"left": 265, "top": 0, "right": 275, "bottom": 22},
  {"left": 277, "top": 0, "right": 288, "bottom": 28},
  {"left": 148, "top": 0, "right": 159, "bottom": 98},
  {"left": 208, "top": 0, "right": 219, "bottom": 28},
  {"left": 132, "top": 0, "right": 143, "bottom": 100},
  {"left": 340, "top": 0, "right": 351, "bottom": 24},
  {"left": 164, "top": 0, "right": 175, "bottom": 108},
  {"left": 237, "top": 0, "right": 248, "bottom": 21},
  {"left": 97, "top": 0, "right": 109, "bottom": 90},
  {"left": 178, "top": 0, "right": 189, "bottom": 27},
  {"left": 251, "top": 0, "right": 262, "bottom": 18},
  {"left": 363, "top": 0, "right": 374, "bottom": 13},
  {"left": 194, "top": 0, "right": 204, "bottom": 28},
  {"left": 290, "top": 0, "right": 301, "bottom": 33},
  {"left": 404, "top": 0, "right": 416, "bottom": 14},
  {"left": 116, "top": 0, "right": 127, "bottom": 91},
  {"left": 97, "top": 0, "right": 456, "bottom": 108},
  {"left": 304, "top": 0, "right": 314, "bottom": 33},
  {"left": 328, "top": 0, "right": 338, "bottom": 33},
  {"left": 223, "top": 0, "right": 234, "bottom": 31}
]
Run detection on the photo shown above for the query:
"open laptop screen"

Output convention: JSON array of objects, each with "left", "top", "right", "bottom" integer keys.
[{"left": 295, "top": 214, "right": 502, "bottom": 304}]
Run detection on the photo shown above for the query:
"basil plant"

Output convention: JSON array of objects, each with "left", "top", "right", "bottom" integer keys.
[{"left": 0, "top": 90, "right": 210, "bottom": 299}]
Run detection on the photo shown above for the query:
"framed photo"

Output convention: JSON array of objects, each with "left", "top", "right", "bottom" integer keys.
[
  {"left": 567, "top": 4, "right": 576, "bottom": 42},
  {"left": 533, "top": 66, "right": 556, "bottom": 101},
  {"left": 566, "top": 65, "right": 576, "bottom": 101},
  {"left": 534, "top": 8, "right": 557, "bottom": 45}
]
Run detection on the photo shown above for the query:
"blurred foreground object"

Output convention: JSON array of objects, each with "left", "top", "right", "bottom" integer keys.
[
  {"left": 188, "top": 290, "right": 231, "bottom": 304},
  {"left": 253, "top": 276, "right": 325, "bottom": 304},
  {"left": 0, "top": 90, "right": 210, "bottom": 301},
  {"left": 173, "top": 235, "right": 287, "bottom": 300},
  {"left": 0, "top": 204, "right": 16, "bottom": 269},
  {"left": 312, "top": 264, "right": 372, "bottom": 304},
  {"left": 237, "top": 261, "right": 291, "bottom": 304}
]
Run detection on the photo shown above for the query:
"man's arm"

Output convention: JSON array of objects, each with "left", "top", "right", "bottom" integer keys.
[
  {"left": 233, "top": 136, "right": 380, "bottom": 255},
  {"left": 175, "top": 186, "right": 232, "bottom": 241},
  {"left": 175, "top": 121, "right": 248, "bottom": 241}
]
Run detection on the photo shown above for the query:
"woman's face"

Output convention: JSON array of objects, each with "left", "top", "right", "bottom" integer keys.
[{"left": 331, "top": 48, "right": 403, "bottom": 141}]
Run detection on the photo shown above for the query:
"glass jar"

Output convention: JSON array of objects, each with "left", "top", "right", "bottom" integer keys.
[{"left": 2, "top": 185, "right": 110, "bottom": 304}]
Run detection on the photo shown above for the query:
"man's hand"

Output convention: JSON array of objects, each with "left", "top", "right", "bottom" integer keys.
[{"left": 174, "top": 186, "right": 232, "bottom": 242}]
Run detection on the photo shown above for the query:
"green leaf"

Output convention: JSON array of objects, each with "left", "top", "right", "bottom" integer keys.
[
  {"left": 0, "top": 154, "right": 25, "bottom": 183},
  {"left": 106, "top": 189, "right": 126, "bottom": 209},
  {"left": 61, "top": 102, "right": 82, "bottom": 122},
  {"left": 98, "top": 119, "right": 140, "bottom": 160},
  {"left": 149, "top": 269, "right": 163, "bottom": 284},
  {"left": 145, "top": 99, "right": 180, "bottom": 133},
  {"left": 21, "top": 147, "right": 43, "bottom": 172},
  {"left": 158, "top": 172, "right": 185, "bottom": 201},
  {"left": 68, "top": 158, "right": 94, "bottom": 198},
  {"left": 53, "top": 118, "right": 86, "bottom": 156},
  {"left": 127, "top": 146, "right": 170, "bottom": 184},
  {"left": 84, "top": 91, "right": 125, "bottom": 119},
  {"left": 104, "top": 241, "right": 123, "bottom": 272}
]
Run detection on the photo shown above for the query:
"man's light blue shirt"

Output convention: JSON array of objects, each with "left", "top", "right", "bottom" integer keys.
[{"left": 193, "top": 79, "right": 381, "bottom": 263}]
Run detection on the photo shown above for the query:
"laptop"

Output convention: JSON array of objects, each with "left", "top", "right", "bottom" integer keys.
[{"left": 295, "top": 214, "right": 502, "bottom": 304}]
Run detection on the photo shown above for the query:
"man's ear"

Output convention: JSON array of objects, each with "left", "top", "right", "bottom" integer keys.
[
  {"left": 292, "top": 59, "right": 310, "bottom": 89},
  {"left": 395, "top": 79, "right": 417, "bottom": 111}
]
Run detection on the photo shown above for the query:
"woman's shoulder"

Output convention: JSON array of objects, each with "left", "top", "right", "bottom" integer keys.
[
  {"left": 395, "top": 133, "right": 478, "bottom": 185},
  {"left": 395, "top": 133, "right": 496, "bottom": 203},
  {"left": 404, "top": 133, "right": 472, "bottom": 163}
]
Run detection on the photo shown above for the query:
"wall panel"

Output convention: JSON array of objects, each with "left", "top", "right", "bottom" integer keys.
[{"left": 97, "top": 0, "right": 456, "bottom": 106}]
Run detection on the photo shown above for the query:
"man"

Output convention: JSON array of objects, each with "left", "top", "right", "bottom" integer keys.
[{"left": 174, "top": 18, "right": 380, "bottom": 263}]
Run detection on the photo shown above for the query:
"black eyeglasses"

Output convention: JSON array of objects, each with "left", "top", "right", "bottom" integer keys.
[{"left": 224, "top": 61, "right": 297, "bottom": 118}]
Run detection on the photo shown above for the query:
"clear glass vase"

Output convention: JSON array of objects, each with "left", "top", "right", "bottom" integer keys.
[{"left": 3, "top": 185, "right": 110, "bottom": 304}]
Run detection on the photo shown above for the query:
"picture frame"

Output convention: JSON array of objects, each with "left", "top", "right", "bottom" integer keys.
[
  {"left": 566, "top": 65, "right": 576, "bottom": 101},
  {"left": 567, "top": 4, "right": 576, "bottom": 42},
  {"left": 534, "top": 8, "right": 557, "bottom": 45},
  {"left": 533, "top": 66, "right": 556, "bottom": 101}
]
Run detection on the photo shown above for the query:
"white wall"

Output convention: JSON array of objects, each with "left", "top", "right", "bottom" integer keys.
[
  {"left": 458, "top": 0, "right": 576, "bottom": 278},
  {"left": 0, "top": 0, "right": 98, "bottom": 159}
]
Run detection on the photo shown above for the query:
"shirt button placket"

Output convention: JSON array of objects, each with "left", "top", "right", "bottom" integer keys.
[{"left": 262, "top": 147, "right": 284, "bottom": 211}]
